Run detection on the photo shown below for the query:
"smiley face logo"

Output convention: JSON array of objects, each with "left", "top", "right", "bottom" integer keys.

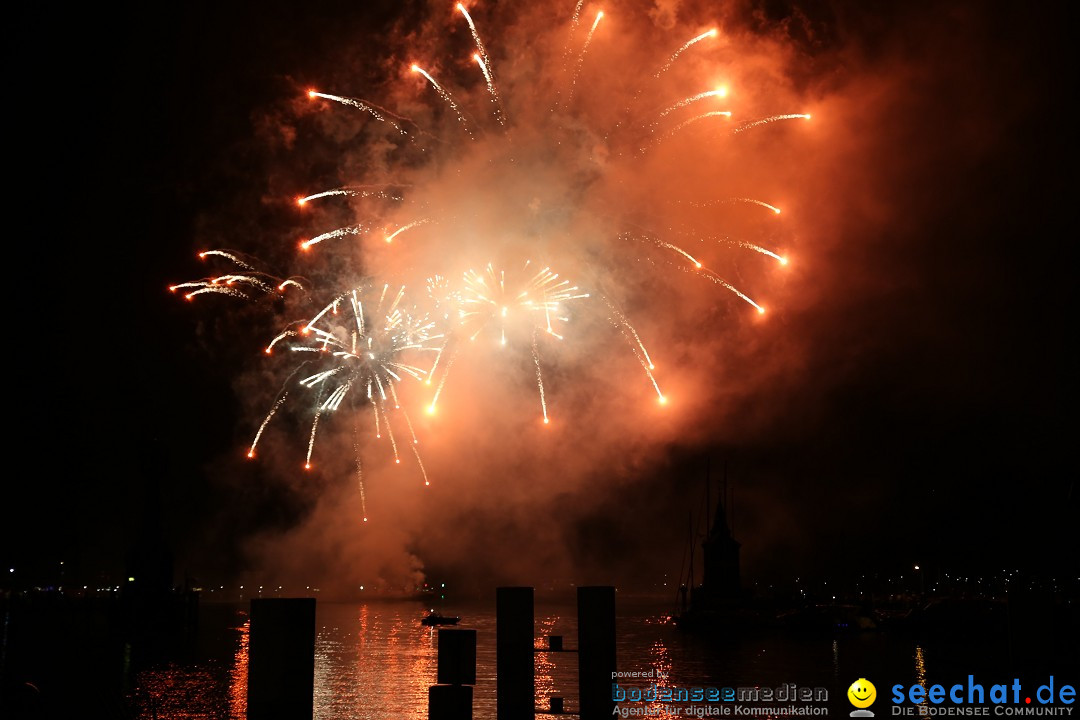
[{"left": 848, "top": 678, "right": 877, "bottom": 709}]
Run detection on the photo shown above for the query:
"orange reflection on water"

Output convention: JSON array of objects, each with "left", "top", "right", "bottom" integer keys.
[
  {"left": 535, "top": 615, "right": 559, "bottom": 708},
  {"left": 408, "top": 622, "right": 439, "bottom": 710},
  {"left": 136, "top": 664, "right": 224, "bottom": 718},
  {"left": 644, "top": 637, "right": 678, "bottom": 717},
  {"left": 134, "top": 608, "right": 250, "bottom": 719},
  {"left": 228, "top": 614, "right": 249, "bottom": 718},
  {"left": 313, "top": 604, "right": 438, "bottom": 719}
]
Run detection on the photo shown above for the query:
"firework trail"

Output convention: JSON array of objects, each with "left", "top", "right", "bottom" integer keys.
[
  {"left": 621, "top": 232, "right": 704, "bottom": 269},
  {"left": 411, "top": 443, "right": 430, "bottom": 486},
  {"left": 300, "top": 223, "right": 369, "bottom": 251},
  {"left": 297, "top": 186, "right": 407, "bottom": 206},
  {"left": 560, "top": 0, "right": 588, "bottom": 64},
  {"left": 410, "top": 64, "right": 473, "bottom": 137},
  {"left": 602, "top": 296, "right": 664, "bottom": 403},
  {"left": 471, "top": 53, "right": 505, "bottom": 126},
  {"left": 307, "top": 91, "right": 409, "bottom": 135},
  {"left": 427, "top": 349, "right": 456, "bottom": 414},
  {"left": 699, "top": 268, "right": 766, "bottom": 314},
  {"left": 641, "top": 111, "right": 732, "bottom": 153},
  {"left": 602, "top": 299, "right": 655, "bottom": 371},
  {"left": 564, "top": 10, "right": 604, "bottom": 105},
  {"left": 457, "top": 4, "right": 506, "bottom": 125},
  {"left": 532, "top": 333, "right": 549, "bottom": 425},
  {"left": 402, "top": 407, "right": 419, "bottom": 444},
  {"left": 248, "top": 393, "right": 288, "bottom": 458},
  {"left": 728, "top": 197, "right": 782, "bottom": 214},
  {"left": 614, "top": 28, "right": 721, "bottom": 134},
  {"left": 352, "top": 419, "right": 367, "bottom": 522},
  {"left": 655, "top": 29, "right": 718, "bottom": 79},
  {"left": 670, "top": 230, "right": 789, "bottom": 266},
  {"left": 197, "top": 250, "right": 256, "bottom": 270},
  {"left": 304, "top": 406, "right": 323, "bottom": 470},
  {"left": 457, "top": 4, "right": 490, "bottom": 72},
  {"left": 659, "top": 89, "right": 727, "bottom": 119},
  {"left": 380, "top": 403, "right": 400, "bottom": 464},
  {"left": 571, "top": 0, "right": 585, "bottom": 27},
  {"left": 384, "top": 219, "right": 433, "bottom": 244},
  {"left": 175, "top": 285, "right": 245, "bottom": 300},
  {"left": 671, "top": 197, "right": 783, "bottom": 215},
  {"left": 736, "top": 241, "right": 788, "bottom": 265},
  {"left": 170, "top": 252, "right": 292, "bottom": 301},
  {"left": 734, "top": 113, "right": 812, "bottom": 133}
]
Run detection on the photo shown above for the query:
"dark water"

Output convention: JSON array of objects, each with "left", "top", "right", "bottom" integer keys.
[{"left": 2, "top": 596, "right": 1074, "bottom": 718}]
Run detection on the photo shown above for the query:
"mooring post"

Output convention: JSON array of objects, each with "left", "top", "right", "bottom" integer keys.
[
  {"left": 247, "top": 597, "right": 316, "bottom": 720},
  {"left": 577, "top": 586, "right": 616, "bottom": 720},
  {"left": 496, "top": 586, "right": 535, "bottom": 720},
  {"left": 429, "top": 628, "right": 476, "bottom": 720}
]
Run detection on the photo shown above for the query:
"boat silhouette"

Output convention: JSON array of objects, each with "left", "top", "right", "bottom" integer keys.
[{"left": 420, "top": 611, "right": 461, "bottom": 626}]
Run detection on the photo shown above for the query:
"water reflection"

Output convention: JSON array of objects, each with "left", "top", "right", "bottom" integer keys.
[
  {"left": 312, "top": 604, "right": 438, "bottom": 719},
  {"left": 136, "top": 663, "right": 228, "bottom": 718},
  {"left": 644, "top": 637, "right": 675, "bottom": 716},
  {"left": 535, "top": 615, "right": 558, "bottom": 709},
  {"left": 227, "top": 614, "right": 248, "bottom": 718},
  {"left": 914, "top": 644, "right": 928, "bottom": 706},
  {"left": 128, "top": 602, "right": 988, "bottom": 719}
]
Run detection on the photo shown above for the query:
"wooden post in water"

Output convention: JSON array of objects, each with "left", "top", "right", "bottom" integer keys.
[
  {"left": 577, "top": 586, "right": 616, "bottom": 720},
  {"left": 437, "top": 628, "right": 477, "bottom": 685},
  {"left": 429, "top": 628, "right": 476, "bottom": 720},
  {"left": 248, "top": 598, "right": 316, "bottom": 720},
  {"left": 496, "top": 586, "right": 534, "bottom": 720}
]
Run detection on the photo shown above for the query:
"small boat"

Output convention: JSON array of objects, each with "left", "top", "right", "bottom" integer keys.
[{"left": 421, "top": 612, "right": 460, "bottom": 626}]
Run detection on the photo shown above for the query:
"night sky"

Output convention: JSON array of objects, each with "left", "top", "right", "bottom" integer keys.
[{"left": 4, "top": 0, "right": 1075, "bottom": 594}]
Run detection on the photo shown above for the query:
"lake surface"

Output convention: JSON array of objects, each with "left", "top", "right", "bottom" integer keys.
[{"left": 116, "top": 596, "right": 1058, "bottom": 719}]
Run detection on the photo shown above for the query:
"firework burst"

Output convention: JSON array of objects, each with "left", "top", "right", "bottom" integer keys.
[
  {"left": 173, "top": 2, "right": 811, "bottom": 517},
  {"left": 257, "top": 281, "right": 441, "bottom": 520}
]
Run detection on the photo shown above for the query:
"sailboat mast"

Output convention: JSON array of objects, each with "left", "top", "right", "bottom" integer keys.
[
  {"left": 730, "top": 480, "right": 735, "bottom": 539},
  {"left": 687, "top": 511, "right": 695, "bottom": 595},
  {"left": 705, "top": 457, "right": 711, "bottom": 538},
  {"left": 723, "top": 461, "right": 728, "bottom": 532}
]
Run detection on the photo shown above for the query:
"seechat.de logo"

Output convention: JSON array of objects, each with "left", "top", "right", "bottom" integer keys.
[{"left": 849, "top": 678, "right": 878, "bottom": 717}]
